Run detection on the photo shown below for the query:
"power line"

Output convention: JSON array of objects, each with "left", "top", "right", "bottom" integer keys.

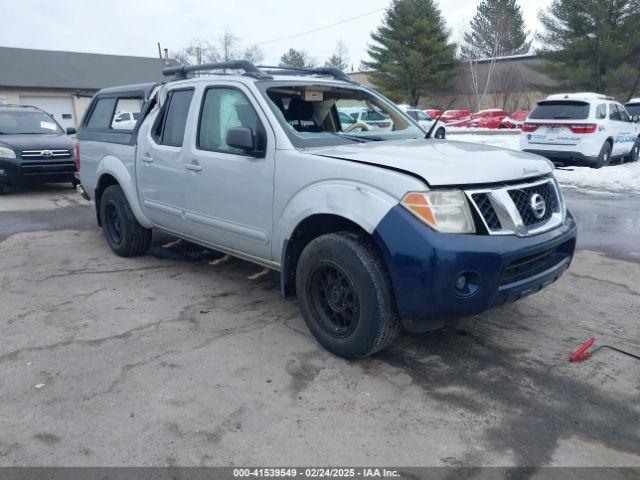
[{"left": 245, "top": 7, "right": 385, "bottom": 48}]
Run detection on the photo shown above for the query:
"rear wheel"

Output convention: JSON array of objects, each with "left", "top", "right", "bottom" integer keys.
[
  {"left": 100, "top": 185, "right": 152, "bottom": 257},
  {"left": 295, "top": 232, "right": 400, "bottom": 358},
  {"left": 593, "top": 141, "right": 612, "bottom": 169},
  {"left": 434, "top": 127, "right": 446, "bottom": 139}
]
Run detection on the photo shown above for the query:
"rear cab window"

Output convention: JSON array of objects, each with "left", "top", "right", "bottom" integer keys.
[
  {"left": 154, "top": 89, "right": 194, "bottom": 147},
  {"left": 529, "top": 101, "right": 590, "bottom": 120}
]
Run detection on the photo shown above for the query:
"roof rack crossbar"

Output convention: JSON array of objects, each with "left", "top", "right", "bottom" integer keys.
[
  {"left": 258, "top": 65, "right": 357, "bottom": 84},
  {"left": 162, "top": 60, "right": 273, "bottom": 80}
]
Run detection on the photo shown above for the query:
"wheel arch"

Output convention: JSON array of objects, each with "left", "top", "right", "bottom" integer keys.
[
  {"left": 280, "top": 213, "right": 384, "bottom": 299},
  {"left": 94, "top": 157, "right": 152, "bottom": 229}
]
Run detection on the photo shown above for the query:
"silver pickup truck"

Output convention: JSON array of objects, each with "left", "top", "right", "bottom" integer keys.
[{"left": 77, "top": 61, "right": 577, "bottom": 358}]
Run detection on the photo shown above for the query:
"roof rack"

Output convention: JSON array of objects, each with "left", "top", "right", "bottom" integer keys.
[
  {"left": 162, "top": 61, "right": 356, "bottom": 84},
  {"left": 162, "top": 60, "right": 273, "bottom": 80},
  {"left": 258, "top": 65, "right": 357, "bottom": 84}
]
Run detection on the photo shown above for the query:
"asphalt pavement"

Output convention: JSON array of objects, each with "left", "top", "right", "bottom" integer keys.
[{"left": 0, "top": 183, "right": 638, "bottom": 468}]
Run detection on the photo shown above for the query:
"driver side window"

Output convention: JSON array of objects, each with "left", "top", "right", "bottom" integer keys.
[{"left": 197, "top": 87, "right": 265, "bottom": 155}]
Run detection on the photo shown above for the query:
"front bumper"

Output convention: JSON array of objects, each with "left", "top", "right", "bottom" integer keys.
[
  {"left": 0, "top": 158, "right": 75, "bottom": 184},
  {"left": 522, "top": 149, "right": 599, "bottom": 166},
  {"left": 373, "top": 206, "right": 577, "bottom": 332}
]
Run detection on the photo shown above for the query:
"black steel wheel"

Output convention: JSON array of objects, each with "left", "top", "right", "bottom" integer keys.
[
  {"left": 99, "top": 185, "right": 152, "bottom": 257},
  {"left": 104, "top": 202, "right": 124, "bottom": 247},
  {"left": 295, "top": 232, "right": 400, "bottom": 358},
  {"left": 307, "top": 261, "right": 360, "bottom": 338}
]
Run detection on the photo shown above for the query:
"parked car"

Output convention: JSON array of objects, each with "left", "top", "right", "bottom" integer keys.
[
  {"left": 469, "top": 109, "right": 509, "bottom": 129},
  {"left": 111, "top": 111, "right": 140, "bottom": 130},
  {"left": 424, "top": 109, "right": 442, "bottom": 119},
  {"left": 520, "top": 92, "right": 640, "bottom": 168},
  {"left": 398, "top": 106, "right": 446, "bottom": 139},
  {"left": 0, "top": 104, "right": 77, "bottom": 194},
  {"left": 77, "top": 61, "right": 577, "bottom": 358},
  {"left": 501, "top": 111, "right": 529, "bottom": 129},
  {"left": 624, "top": 98, "right": 640, "bottom": 121},
  {"left": 338, "top": 107, "right": 394, "bottom": 131},
  {"left": 440, "top": 109, "right": 472, "bottom": 125}
]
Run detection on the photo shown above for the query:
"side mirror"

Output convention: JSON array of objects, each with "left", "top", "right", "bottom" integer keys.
[
  {"left": 226, "top": 126, "right": 260, "bottom": 155},
  {"left": 66, "top": 127, "right": 77, "bottom": 135}
]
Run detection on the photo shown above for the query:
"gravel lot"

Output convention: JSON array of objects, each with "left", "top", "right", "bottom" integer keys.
[{"left": 0, "top": 184, "right": 639, "bottom": 467}]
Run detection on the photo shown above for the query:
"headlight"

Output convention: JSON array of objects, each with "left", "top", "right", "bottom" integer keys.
[
  {"left": 0, "top": 147, "right": 16, "bottom": 159},
  {"left": 401, "top": 190, "right": 476, "bottom": 234}
]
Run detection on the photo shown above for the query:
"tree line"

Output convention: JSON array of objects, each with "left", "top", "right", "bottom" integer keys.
[
  {"left": 170, "top": 0, "right": 640, "bottom": 107},
  {"left": 170, "top": 34, "right": 350, "bottom": 71}
]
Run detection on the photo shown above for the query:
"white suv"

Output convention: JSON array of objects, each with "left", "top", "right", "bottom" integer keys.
[{"left": 520, "top": 92, "right": 640, "bottom": 168}]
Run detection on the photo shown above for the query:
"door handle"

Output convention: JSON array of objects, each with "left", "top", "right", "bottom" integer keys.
[
  {"left": 185, "top": 163, "right": 202, "bottom": 172},
  {"left": 141, "top": 155, "right": 153, "bottom": 163}
]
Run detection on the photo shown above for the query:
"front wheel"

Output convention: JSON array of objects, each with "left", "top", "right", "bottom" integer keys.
[
  {"left": 295, "top": 232, "right": 400, "bottom": 358},
  {"left": 100, "top": 185, "right": 152, "bottom": 257},
  {"left": 626, "top": 138, "right": 640, "bottom": 162}
]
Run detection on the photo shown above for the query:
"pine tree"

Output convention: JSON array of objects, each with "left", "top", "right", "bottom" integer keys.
[
  {"left": 462, "top": 0, "right": 530, "bottom": 59},
  {"left": 279, "top": 49, "right": 316, "bottom": 69},
  {"left": 364, "top": 0, "right": 458, "bottom": 106},
  {"left": 537, "top": 0, "right": 640, "bottom": 98}
]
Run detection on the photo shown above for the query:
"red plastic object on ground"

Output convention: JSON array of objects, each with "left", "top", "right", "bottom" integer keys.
[{"left": 569, "top": 337, "right": 596, "bottom": 362}]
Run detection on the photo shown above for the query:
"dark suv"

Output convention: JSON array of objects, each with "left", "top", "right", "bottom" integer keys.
[{"left": 0, "top": 104, "right": 77, "bottom": 194}]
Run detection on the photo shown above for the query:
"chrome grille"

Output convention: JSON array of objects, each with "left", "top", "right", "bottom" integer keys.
[
  {"left": 466, "top": 177, "right": 565, "bottom": 237},
  {"left": 508, "top": 182, "right": 559, "bottom": 226},
  {"left": 21, "top": 149, "right": 72, "bottom": 161},
  {"left": 471, "top": 193, "right": 502, "bottom": 230}
]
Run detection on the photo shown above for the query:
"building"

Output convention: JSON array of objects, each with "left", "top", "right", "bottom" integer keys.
[
  {"left": 0, "top": 47, "right": 173, "bottom": 129},
  {"left": 349, "top": 54, "right": 556, "bottom": 112}
]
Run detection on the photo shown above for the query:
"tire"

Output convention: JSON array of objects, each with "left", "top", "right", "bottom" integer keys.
[
  {"left": 295, "top": 232, "right": 400, "bottom": 358},
  {"left": 625, "top": 138, "right": 640, "bottom": 163},
  {"left": 593, "top": 141, "right": 612, "bottom": 169},
  {"left": 100, "top": 185, "right": 152, "bottom": 257},
  {"left": 434, "top": 127, "right": 446, "bottom": 139}
]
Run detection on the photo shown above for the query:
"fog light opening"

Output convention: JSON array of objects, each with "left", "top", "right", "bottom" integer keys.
[
  {"left": 455, "top": 275, "right": 467, "bottom": 291},
  {"left": 454, "top": 271, "right": 480, "bottom": 297}
]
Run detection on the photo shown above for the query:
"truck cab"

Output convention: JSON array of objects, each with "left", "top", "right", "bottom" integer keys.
[{"left": 77, "top": 62, "right": 577, "bottom": 358}]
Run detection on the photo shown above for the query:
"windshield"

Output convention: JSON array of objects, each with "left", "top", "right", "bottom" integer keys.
[
  {"left": 0, "top": 110, "right": 62, "bottom": 134},
  {"left": 530, "top": 101, "right": 590, "bottom": 120},
  {"left": 626, "top": 104, "right": 640, "bottom": 117},
  {"left": 257, "top": 82, "right": 424, "bottom": 147},
  {"left": 406, "top": 110, "right": 431, "bottom": 121}
]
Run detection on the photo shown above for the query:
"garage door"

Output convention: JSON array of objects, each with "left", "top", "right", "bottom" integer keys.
[{"left": 19, "top": 96, "right": 76, "bottom": 130}]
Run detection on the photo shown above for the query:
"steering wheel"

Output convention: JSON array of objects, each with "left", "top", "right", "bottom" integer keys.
[{"left": 344, "top": 122, "right": 371, "bottom": 133}]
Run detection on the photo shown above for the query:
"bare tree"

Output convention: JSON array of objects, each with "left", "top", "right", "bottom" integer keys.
[
  {"left": 243, "top": 44, "right": 265, "bottom": 65},
  {"left": 219, "top": 30, "right": 240, "bottom": 61},
  {"left": 461, "top": 9, "right": 510, "bottom": 110},
  {"left": 325, "top": 39, "right": 350, "bottom": 71},
  {"left": 170, "top": 38, "right": 219, "bottom": 66}
]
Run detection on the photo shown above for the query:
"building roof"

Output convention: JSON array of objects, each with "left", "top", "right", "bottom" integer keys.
[{"left": 0, "top": 47, "right": 174, "bottom": 91}]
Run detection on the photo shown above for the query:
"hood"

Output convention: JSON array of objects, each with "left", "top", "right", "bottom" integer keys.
[
  {"left": 0, "top": 133, "right": 75, "bottom": 151},
  {"left": 306, "top": 138, "right": 552, "bottom": 187}
]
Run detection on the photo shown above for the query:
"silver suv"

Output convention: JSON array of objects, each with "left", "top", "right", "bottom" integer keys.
[{"left": 77, "top": 62, "right": 577, "bottom": 358}]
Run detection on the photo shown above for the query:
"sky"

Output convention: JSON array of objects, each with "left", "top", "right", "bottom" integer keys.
[{"left": 0, "top": 0, "right": 553, "bottom": 70}]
